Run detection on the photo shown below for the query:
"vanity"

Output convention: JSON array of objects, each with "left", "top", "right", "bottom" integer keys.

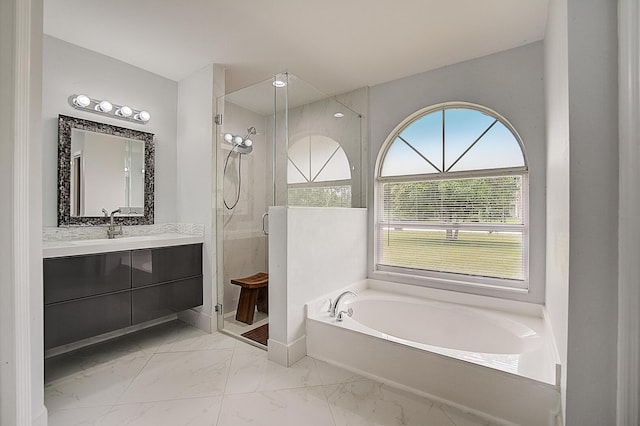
[
  {"left": 44, "top": 115, "right": 204, "bottom": 351},
  {"left": 43, "top": 235, "right": 203, "bottom": 350}
]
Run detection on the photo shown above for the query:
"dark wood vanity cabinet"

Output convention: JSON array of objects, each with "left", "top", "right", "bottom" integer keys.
[
  {"left": 44, "top": 243, "right": 203, "bottom": 350},
  {"left": 131, "top": 245, "right": 203, "bottom": 324},
  {"left": 44, "top": 251, "right": 131, "bottom": 304}
]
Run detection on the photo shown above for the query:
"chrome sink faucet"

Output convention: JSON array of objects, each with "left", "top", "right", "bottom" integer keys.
[
  {"left": 329, "top": 290, "right": 356, "bottom": 317},
  {"left": 102, "top": 208, "right": 122, "bottom": 239}
]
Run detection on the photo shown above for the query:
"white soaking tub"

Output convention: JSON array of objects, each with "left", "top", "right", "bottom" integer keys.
[{"left": 306, "top": 279, "right": 561, "bottom": 426}]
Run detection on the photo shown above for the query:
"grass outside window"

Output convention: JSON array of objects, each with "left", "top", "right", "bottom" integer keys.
[{"left": 379, "top": 228, "right": 524, "bottom": 280}]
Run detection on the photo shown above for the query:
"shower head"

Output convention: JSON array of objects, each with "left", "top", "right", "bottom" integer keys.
[{"left": 243, "top": 127, "right": 256, "bottom": 147}]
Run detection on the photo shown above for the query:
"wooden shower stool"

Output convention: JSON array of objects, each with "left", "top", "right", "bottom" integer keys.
[{"left": 231, "top": 272, "right": 268, "bottom": 325}]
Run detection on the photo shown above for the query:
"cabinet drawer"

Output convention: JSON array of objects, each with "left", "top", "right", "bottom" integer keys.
[
  {"left": 131, "top": 276, "right": 203, "bottom": 324},
  {"left": 131, "top": 244, "right": 202, "bottom": 287},
  {"left": 44, "top": 251, "right": 131, "bottom": 304},
  {"left": 44, "top": 292, "right": 131, "bottom": 350}
]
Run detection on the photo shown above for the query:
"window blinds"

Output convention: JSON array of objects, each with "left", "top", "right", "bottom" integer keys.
[{"left": 376, "top": 175, "right": 525, "bottom": 282}]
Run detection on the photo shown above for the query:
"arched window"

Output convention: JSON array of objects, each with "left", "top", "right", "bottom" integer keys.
[
  {"left": 288, "top": 135, "right": 352, "bottom": 207},
  {"left": 375, "top": 103, "right": 528, "bottom": 289}
]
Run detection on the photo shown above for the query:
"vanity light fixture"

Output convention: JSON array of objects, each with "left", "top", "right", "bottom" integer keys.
[
  {"left": 68, "top": 94, "right": 151, "bottom": 124},
  {"left": 96, "top": 100, "right": 113, "bottom": 113},
  {"left": 72, "top": 94, "right": 91, "bottom": 108},
  {"left": 134, "top": 110, "right": 151, "bottom": 123},
  {"left": 116, "top": 105, "right": 133, "bottom": 118}
]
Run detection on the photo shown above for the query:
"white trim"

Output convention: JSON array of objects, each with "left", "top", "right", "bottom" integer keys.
[
  {"left": 32, "top": 407, "right": 48, "bottom": 426},
  {"left": 13, "top": 0, "right": 35, "bottom": 423},
  {"left": 45, "top": 314, "right": 178, "bottom": 358},
  {"left": 267, "top": 335, "right": 306, "bottom": 367},
  {"left": 618, "top": 0, "right": 640, "bottom": 424},
  {"left": 177, "top": 308, "right": 214, "bottom": 333}
]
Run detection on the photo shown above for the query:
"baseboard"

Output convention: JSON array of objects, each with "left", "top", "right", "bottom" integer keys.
[
  {"left": 45, "top": 314, "right": 178, "bottom": 358},
  {"left": 32, "top": 405, "right": 48, "bottom": 426},
  {"left": 267, "top": 335, "right": 307, "bottom": 367},
  {"left": 178, "top": 308, "right": 213, "bottom": 333}
]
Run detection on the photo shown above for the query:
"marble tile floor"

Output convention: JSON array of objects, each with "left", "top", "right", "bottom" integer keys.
[{"left": 45, "top": 320, "right": 496, "bottom": 426}]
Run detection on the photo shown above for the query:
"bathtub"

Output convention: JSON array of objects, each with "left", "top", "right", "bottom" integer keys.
[{"left": 306, "top": 279, "right": 560, "bottom": 426}]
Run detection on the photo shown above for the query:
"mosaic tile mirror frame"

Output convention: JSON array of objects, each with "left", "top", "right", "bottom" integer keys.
[{"left": 57, "top": 114, "right": 155, "bottom": 226}]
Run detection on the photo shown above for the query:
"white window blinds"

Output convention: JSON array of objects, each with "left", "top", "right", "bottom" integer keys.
[{"left": 377, "top": 175, "right": 526, "bottom": 281}]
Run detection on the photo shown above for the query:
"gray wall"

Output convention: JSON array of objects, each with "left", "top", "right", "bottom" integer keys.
[
  {"left": 368, "top": 42, "right": 546, "bottom": 304},
  {"left": 545, "top": 0, "right": 619, "bottom": 423},
  {"left": 565, "top": 0, "right": 618, "bottom": 423},
  {"left": 42, "top": 35, "right": 178, "bottom": 226}
]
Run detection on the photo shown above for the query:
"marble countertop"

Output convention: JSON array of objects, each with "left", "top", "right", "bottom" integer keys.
[{"left": 43, "top": 232, "right": 204, "bottom": 258}]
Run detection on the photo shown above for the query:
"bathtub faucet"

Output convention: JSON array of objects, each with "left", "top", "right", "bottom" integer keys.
[{"left": 329, "top": 290, "right": 356, "bottom": 317}]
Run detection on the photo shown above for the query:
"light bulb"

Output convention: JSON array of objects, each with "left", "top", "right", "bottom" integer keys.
[
  {"left": 135, "top": 110, "right": 151, "bottom": 122},
  {"left": 116, "top": 105, "right": 133, "bottom": 117},
  {"left": 224, "top": 133, "right": 234, "bottom": 143},
  {"left": 272, "top": 79, "right": 286, "bottom": 88},
  {"left": 334, "top": 112, "right": 345, "bottom": 118},
  {"left": 96, "top": 100, "right": 113, "bottom": 113},
  {"left": 73, "top": 94, "right": 91, "bottom": 108},
  {"left": 244, "top": 138, "right": 253, "bottom": 147},
  {"left": 233, "top": 135, "right": 243, "bottom": 145}
]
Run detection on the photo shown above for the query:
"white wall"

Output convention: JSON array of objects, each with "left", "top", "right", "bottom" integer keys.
[
  {"left": 286, "top": 207, "right": 367, "bottom": 341},
  {"left": 268, "top": 207, "right": 367, "bottom": 360},
  {"left": 368, "top": 42, "right": 546, "bottom": 304},
  {"left": 564, "top": 0, "right": 618, "bottom": 424},
  {"left": 82, "top": 134, "right": 126, "bottom": 215},
  {"left": 544, "top": 0, "right": 570, "bottom": 418},
  {"left": 176, "top": 64, "right": 223, "bottom": 325},
  {"left": 42, "top": 35, "right": 178, "bottom": 225},
  {"left": 1, "top": 0, "right": 46, "bottom": 424}
]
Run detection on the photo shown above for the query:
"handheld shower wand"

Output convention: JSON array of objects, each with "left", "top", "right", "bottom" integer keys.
[{"left": 223, "top": 125, "right": 257, "bottom": 209}]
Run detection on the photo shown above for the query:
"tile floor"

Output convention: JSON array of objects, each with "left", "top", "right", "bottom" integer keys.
[{"left": 45, "top": 320, "right": 494, "bottom": 426}]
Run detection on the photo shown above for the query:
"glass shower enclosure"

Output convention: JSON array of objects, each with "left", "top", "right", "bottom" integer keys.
[{"left": 215, "top": 73, "right": 363, "bottom": 344}]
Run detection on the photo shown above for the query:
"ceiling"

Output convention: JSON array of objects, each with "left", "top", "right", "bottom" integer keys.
[{"left": 44, "top": 0, "right": 548, "bottom": 96}]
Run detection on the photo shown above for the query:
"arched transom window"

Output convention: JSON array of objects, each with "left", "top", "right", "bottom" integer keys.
[
  {"left": 288, "top": 135, "right": 352, "bottom": 207},
  {"left": 376, "top": 103, "right": 528, "bottom": 289}
]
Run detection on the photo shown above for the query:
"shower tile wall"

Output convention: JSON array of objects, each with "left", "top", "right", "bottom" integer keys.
[{"left": 222, "top": 102, "right": 270, "bottom": 315}]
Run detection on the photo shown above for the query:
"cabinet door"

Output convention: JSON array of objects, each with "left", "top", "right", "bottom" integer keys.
[
  {"left": 131, "top": 276, "right": 203, "bottom": 324},
  {"left": 131, "top": 244, "right": 202, "bottom": 287},
  {"left": 44, "top": 292, "right": 131, "bottom": 350},
  {"left": 44, "top": 251, "right": 131, "bottom": 304}
]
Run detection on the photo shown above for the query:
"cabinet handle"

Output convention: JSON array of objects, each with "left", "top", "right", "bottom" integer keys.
[{"left": 262, "top": 212, "right": 269, "bottom": 236}]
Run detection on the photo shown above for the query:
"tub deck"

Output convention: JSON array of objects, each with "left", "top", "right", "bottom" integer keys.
[{"left": 306, "top": 280, "right": 560, "bottom": 426}]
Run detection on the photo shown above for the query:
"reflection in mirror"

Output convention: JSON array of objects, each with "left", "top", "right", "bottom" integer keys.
[
  {"left": 70, "top": 129, "right": 145, "bottom": 217},
  {"left": 58, "top": 115, "right": 154, "bottom": 226}
]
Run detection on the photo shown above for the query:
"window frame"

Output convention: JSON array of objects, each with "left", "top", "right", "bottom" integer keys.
[{"left": 374, "top": 102, "right": 529, "bottom": 292}]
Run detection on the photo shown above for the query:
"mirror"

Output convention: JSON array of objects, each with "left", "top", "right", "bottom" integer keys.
[{"left": 58, "top": 115, "right": 155, "bottom": 226}]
